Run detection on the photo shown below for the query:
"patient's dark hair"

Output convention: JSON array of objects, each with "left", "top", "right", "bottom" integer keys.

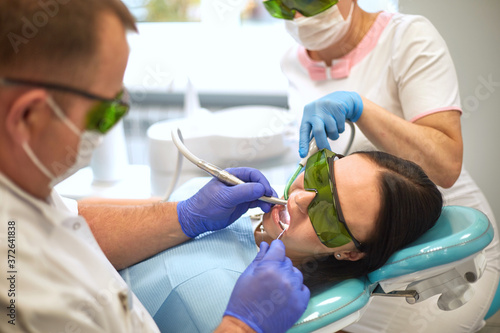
[{"left": 300, "top": 151, "right": 443, "bottom": 289}]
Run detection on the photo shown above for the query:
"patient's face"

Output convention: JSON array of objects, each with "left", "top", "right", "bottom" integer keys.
[{"left": 261, "top": 154, "right": 381, "bottom": 261}]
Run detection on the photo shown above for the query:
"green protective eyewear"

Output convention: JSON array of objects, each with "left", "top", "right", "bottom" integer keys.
[
  {"left": 263, "top": 0, "right": 339, "bottom": 20},
  {"left": 304, "top": 149, "right": 363, "bottom": 250},
  {"left": 0, "top": 77, "right": 129, "bottom": 134}
]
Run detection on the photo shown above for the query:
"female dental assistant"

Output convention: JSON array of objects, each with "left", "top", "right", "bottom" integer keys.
[{"left": 264, "top": 0, "right": 500, "bottom": 332}]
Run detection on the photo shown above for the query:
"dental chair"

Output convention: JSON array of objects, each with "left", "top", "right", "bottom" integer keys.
[
  {"left": 289, "top": 204, "right": 495, "bottom": 333},
  {"left": 168, "top": 177, "right": 496, "bottom": 333}
]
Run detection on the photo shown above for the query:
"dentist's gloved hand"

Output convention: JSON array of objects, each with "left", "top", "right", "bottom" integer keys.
[
  {"left": 224, "top": 240, "right": 310, "bottom": 333},
  {"left": 177, "top": 167, "right": 277, "bottom": 238},
  {"left": 299, "top": 91, "right": 363, "bottom": 158}
]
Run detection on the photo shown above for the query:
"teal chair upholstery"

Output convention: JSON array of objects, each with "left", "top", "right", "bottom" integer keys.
[{"left": 288, "top": 206, "right": 494, "bottom": 332}]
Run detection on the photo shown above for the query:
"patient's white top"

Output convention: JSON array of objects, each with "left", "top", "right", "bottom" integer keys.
[{"left": 0, "top": 173, "right": 159, "bottom": 333}]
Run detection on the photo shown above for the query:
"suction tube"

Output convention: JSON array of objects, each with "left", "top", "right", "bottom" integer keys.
[
  {"left": 284, "top": 138, "right": 319, "bottom": 200},
  {"left": 283, "top": 121, "right": 356, "bottom": 199}
]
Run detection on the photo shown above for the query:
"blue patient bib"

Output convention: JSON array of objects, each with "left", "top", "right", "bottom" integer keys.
[{"left": 120, "top": 217, "right": 258, "bottom": 333}]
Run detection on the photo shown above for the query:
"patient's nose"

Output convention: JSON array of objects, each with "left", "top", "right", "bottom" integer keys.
[{"left": 293, "top": 190, "right": 316, "bottom": 214}]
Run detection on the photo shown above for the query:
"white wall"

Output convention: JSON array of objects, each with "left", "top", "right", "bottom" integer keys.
[
  {"left": 399, "top": 0, "right": 500, "bottom": 223},
  {"left": 358, "top": 0, "right": 399, "bottom": 12}
]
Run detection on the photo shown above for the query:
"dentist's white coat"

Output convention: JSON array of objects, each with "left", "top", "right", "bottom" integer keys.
[{"left": 0, "top": 173, "right": 159, "bottom": 333}]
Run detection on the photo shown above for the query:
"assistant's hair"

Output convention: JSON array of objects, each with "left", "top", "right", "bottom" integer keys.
[
  {"left": 300, "top": 151, "right": 443, "bottom": 289},
  {"left": 0, "top": 0, "right": 137, "bottom": 82}
]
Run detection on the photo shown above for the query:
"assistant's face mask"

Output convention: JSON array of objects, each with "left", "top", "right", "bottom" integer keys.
[
  {"left": 285, "top": 3, "right": 354, "bottom": 51},
  {"left": 22, "top": 96, "right": 103, "bottom": 188}
]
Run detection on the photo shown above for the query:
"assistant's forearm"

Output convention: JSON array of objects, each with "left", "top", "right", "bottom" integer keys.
[
  {"left": 78, "top": 199, "right": 190, "bottom": 270},
  {"left": 356, "top": 97, "right": 463, "bottom": 188}
]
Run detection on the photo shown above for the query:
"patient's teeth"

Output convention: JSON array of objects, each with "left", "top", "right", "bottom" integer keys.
[{"left": 279, "top": 221, "right": 289, "bottom": 231}]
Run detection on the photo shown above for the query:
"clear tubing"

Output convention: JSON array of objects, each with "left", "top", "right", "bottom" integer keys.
[
  {"left": 284, "top": 164, "right": 302, "bottom": 200},
  {"left": 283, "top": 125, "right": 356, "bottom": 200}
]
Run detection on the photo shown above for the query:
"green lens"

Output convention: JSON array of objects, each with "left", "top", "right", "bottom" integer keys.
[
  {"left": 264, "top": 0, "right": 339, "bottom": 19},
  {"left": 292, "top": 0, "right": 339, "bottom": 16},
  {"left": 86, "top": 100, "right": 129, "bottom": 134},
  {"left": 263, "top": 0, "right": 295, "bottom": 20},
  {"left": 304, "top": 149, "right": 352, "bottom": 247}
]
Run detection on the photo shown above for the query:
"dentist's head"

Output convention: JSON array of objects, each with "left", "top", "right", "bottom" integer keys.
[
  {"left": 264, "top": 0, "right": 376, "bottom": 57},
  {"left": 284, "top": 0, "right": 355, "bottom": 50},
  {"left": 0, "top": 0, "right": 137, "bottom": 199}
]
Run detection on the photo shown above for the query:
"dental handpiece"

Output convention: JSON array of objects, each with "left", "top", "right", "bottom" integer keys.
[
  {"left": 171, "top": 128, "right": 287, "bottom": 206},
  {"left": 198, "top": 160, "right": 287, "bottom": 205}
]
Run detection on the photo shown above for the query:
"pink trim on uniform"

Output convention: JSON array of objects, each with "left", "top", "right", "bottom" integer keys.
[
  {"left": 410, "top": 107, "right": 463, "bottom": 123},
  {"left": 298, "top": 12, "right": 394, "bottom": 81}
]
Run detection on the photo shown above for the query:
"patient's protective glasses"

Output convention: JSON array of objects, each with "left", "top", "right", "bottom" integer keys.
[
  {"left": 0, "top": 77, "right": 129, "bottom": 134},
  {"left": 304, "top": 149, "right": 363, "bottom": 250},
  {"left": 263, "top": 0, "right": 339, "bottom": 20}
]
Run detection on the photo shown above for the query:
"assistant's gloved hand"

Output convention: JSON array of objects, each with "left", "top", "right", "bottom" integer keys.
[
  {"left": 177, "top": 167, "right": 277, "bottom": 238},
  {"left": 224, "top": 240, "right": 310, "bottom": 333},
  {"left": 299, "top": 91, "right": 363, "bottom": 158}
]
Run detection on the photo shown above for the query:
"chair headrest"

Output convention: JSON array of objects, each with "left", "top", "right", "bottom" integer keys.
[
  {"left": 368, "top": 206, "right": 493, "bottom": 283},
  {"left": 289, "top": 277, "right": 371, "bottom": 333}
]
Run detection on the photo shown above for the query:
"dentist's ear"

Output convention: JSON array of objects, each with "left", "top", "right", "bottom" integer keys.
[{"left": 5, "top": 89, "right": 50, "bottom": 145}]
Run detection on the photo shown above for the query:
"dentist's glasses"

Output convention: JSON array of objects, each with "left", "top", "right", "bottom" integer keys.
[
  {"left": 303, "top": 149, "right": 363, "bottom": 250},
  {"left": 263, "top": 0, "right": 339, "bottom": 20},
  {"left": 0, "top": 77, "right": 129, "bottom": 134}
]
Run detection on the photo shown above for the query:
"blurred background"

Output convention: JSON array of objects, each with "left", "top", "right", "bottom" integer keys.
[{"left": 84, "top": 1, "right": 499, "bottom": 223}]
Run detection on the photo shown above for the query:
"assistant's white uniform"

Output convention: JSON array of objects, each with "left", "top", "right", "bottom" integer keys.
[
  {"left": 0, "top": 173, "right": 160, "bottom": 333},
  {"left": 281, "top": 11, "right": 500, "bottom": 332}
]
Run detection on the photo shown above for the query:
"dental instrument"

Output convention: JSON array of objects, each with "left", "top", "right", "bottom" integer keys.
[
  {"left": 276, "top": 224, "right": 288, "bottom": 240},
  {"left": 171, "top": 128, "right": 287, "bottom": 206}
]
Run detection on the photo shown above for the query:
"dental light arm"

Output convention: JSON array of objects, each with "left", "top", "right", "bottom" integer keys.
[{"left": 171, "top": 128, "right": 287, "bottom": 206}]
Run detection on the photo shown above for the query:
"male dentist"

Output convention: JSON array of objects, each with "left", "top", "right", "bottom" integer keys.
[{"left": 0, "top": 1, "right": 309, "bottom": 332}]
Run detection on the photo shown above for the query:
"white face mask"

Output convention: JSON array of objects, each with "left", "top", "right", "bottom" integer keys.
[
  {"left": 22, "top": 97, "right": 103, "bottom": 188},
  {"left": 285, "top": 3, "right": 354, "bottom": 51}
]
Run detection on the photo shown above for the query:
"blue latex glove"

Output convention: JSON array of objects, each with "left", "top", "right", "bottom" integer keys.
[
  {"left": 177, "top": 167, "right": 277, "bottom": 238},
  {"left": 299, "top": 91, "right": 363, "bottom": 158},
  {"left": 224, "top": 240, "right": 310, "bottom": 333}
]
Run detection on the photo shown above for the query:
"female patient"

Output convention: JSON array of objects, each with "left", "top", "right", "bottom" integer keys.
[{"left": 120, "top": 150, "right": 442, "bottom": 332}]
